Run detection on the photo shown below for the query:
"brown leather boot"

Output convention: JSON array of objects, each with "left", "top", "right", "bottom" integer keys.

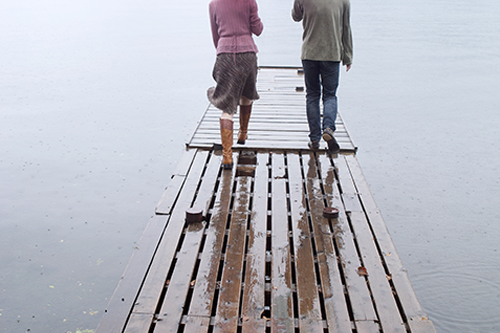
[
  {"left": 237, "top": 104, "right": 252, "bottom": 144},
  {"left": 220, "top": 118, "right": 233, "bottom": 169}
]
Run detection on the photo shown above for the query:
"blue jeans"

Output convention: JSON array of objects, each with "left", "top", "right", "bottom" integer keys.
[{"left": 302, "top": 60, "right": 340, "bottom": 142}]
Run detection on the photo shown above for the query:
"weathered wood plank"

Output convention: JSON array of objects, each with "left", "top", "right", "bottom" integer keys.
[
  {"left": 344, "top": 154, "right": 436, "bottom": 333},
  {"left": 203, "top": 118, "right": 308, "bottom": 124},
  {"left": 309, "top": 153, "right": 353, "bottom": 332},
  {"left": 270, "top": 153, "right": 294, "bottom": 332},
  {"left": 322, "top": 155, "right": 379, "bottom": 326},
  {"left": 213, "top": 176, "right": 251, "bottom": 332},
  {"left": 286, "top": 153, "right": 324, "bottom": 332},
  {"left": 190, "top": 132, "right": 352, "bottom": 141},
  {"left": 190, "top": 136, "right": 351, "bottom": 146},
  {"left": 355, "top": 320, "right": 383, "bottom": 333},
  {"left": 153, "top": 152, "right": 222, "bottom": 331},
  {"left": 188, "top": 142, "right": 355, "bottom": 153},
  {"left": 189, "top": 138, "right": 352, "bottom": 147},
  {"left": 190, "top": 126, "right": 349, "bottom": 135},
  {"left": 182, "top": 316, "right": 211, "bottom": 332},
  {"left": 335, "top": 155, "right": 406, "bottom": 333},
  {"left": 182, "top": 159, "right": 236, "bottom": 332},
  {"left": 125, "top": 151, "right": 209, "bottom": 330},
  {"left": 241, "top": 153, "right": 269, "bottom": 332},
  {"left": 124, "top": 313, "right": 155, "bottom": 333}
]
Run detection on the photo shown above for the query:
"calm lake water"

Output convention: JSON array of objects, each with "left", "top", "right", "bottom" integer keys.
[{"left": 1, "top": 0, "right": 499, "bottom": 332}]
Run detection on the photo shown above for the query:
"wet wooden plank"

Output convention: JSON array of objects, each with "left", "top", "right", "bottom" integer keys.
[
  {"left": 124, "top": 313, "right": 155, "bottom": 333},
  {"left": 355, "top": 321, "right": 383, "bottom": 333},
  {"left": 153, "top": 152, "right": 222, "bottom": 331},
  {"left": 124, "top": 151, "right": 210, "bottom": 330},
  {"left": 335, "top": 155, "right": 406, "bottom": 333},
  {"left": 286, "top": 153, "right": 324, "bottom": 332},
  {"left": 189, "top": 143, "right": 354, "bottom": 153},
  {"left": 309, "top": 153, "right": 353, "bottom": 332},
  {"left": 96, "top": 214, "right": 169, "bottom": 333},
  {"left": 156, "top": 149, "right": 197, "bottom": 215},
  {"left": 322, "top": 155, "right": 379, "bottom": 327},
  {"left": 190, "top": 128, "right": 349, "bottom": 137},
  {"left": 182, "top": 316, "right": 211, "bottom": 331},
  {"left": 270, "top": 153, "right": 294, "bottom": 332},
  {"left": 183, "top": 160, "right": 236, "bottom": 332},
  {"left": 190, "top": 137, "right": 352, "bottom": 147},
  {"left": 213, "top": 175, "right": 251, "bottom": 332},
  {"left": 344, "top": 155, "right": 436, "bottom": 333},
  {"left": 241, "top": 153, "right": 270, "bottom": 332}
]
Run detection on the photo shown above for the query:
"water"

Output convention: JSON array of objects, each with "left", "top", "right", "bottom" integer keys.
[{"left": 1, "top": 0, "right": 499, "bottom": 332}]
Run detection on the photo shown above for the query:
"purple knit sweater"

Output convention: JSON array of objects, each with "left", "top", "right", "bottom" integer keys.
[{"left": 209, "top": 0, "right": 263, "bottom": 55}]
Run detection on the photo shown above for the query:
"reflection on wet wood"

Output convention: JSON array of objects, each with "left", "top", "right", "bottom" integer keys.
[
  {"left": 287, "top": 153, "right": 324, "bottom": 332},
  {"left": 213, "top": 176, "right": 250, "bottom": 332},
  {"left": 270, "top": 153, "right": 294, "bottom": 332},
  {"left": 183, "top": 157, "right": 234, "bottom": 332},
  {"left": 240, "top": 153, "right": 268, "bottom": 332},
  {"left": 99, "top": 149, "right": 435, "bottom": 333},
  {"left": 320, "top": 154, "right": 379, "bottom": 327},
  {"left": 308, "top": 153, "right": 352, "bottom": 332},
  {"left": 97, "top": 67, "right": 434, "bottom": 333}
]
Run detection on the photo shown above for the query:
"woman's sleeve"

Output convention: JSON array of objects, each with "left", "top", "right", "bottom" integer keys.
[
  {"left": 249, "top": 0, "right": 263, "bottom": 36},
  {"left": 209, "top": 3, "right": 220, "bottom": 48}
]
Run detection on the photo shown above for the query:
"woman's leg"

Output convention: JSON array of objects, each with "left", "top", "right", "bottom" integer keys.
[
  {"left": 220, "top": 112, "right": 234, "bottom": 169},
  {"left": 302, "top": 60, "right": 322, "bottom": 143},
  {"left": 237, "top": 97, "right": 253, "bottom": 144}
]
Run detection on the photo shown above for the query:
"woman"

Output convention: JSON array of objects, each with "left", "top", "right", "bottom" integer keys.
[{"left": 207, "top": 0, "right": 263, "bottom": 169}]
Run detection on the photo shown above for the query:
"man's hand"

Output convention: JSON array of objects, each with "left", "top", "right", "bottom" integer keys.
[{"left": 346, "top": 64, "right": 352, "bottom": 72}]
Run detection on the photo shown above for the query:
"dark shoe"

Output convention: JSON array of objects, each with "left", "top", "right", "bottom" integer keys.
[
  {"left": 322, "top": 127, "right": 335, "bottom": 141},
  {"left": 322, "top": 128, "right": 340, "bottom": 154},
  {"left": 308, "top": 140, "right": 320, "bottom": 150},
  {"left": 326, "top": 137, "right": 340, "bottom": 154}
]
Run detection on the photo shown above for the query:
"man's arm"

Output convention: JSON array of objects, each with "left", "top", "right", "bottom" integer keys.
[
  {"left": 291, "top": 0, "right": 303, "bottom": 22},
  {"left": 341, "top": 1, "right": 353, "bottom": 67}
]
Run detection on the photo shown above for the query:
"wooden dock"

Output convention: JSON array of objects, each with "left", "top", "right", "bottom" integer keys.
[{"left": 97, "top": 67, "right": 435, "bottom": 333}]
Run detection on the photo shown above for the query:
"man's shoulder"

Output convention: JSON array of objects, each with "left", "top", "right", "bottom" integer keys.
[{"left": 302, "top": 0, "right": 349, "bottom": 6}]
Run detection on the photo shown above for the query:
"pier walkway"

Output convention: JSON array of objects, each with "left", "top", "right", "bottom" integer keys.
[{"left": 96, "top": 67, "right": 435, "bottom": 333}]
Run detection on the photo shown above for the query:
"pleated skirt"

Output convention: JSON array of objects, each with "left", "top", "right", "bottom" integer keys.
[{"left": 207, "top": 52, "right": 259, "bottom": 115}]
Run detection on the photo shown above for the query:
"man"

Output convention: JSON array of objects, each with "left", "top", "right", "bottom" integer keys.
[{"left": 292, "top": 0, "right": 353, "bottom": 153}]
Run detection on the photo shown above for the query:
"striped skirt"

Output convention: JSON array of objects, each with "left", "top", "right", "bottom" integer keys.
[{"left": 207, "top": 52, "right": 259, "bottom": 115}]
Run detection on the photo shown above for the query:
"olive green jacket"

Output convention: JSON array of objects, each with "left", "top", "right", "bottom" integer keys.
[{"left": 292, "top": 0, "right": 353, "bottom": 65}]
